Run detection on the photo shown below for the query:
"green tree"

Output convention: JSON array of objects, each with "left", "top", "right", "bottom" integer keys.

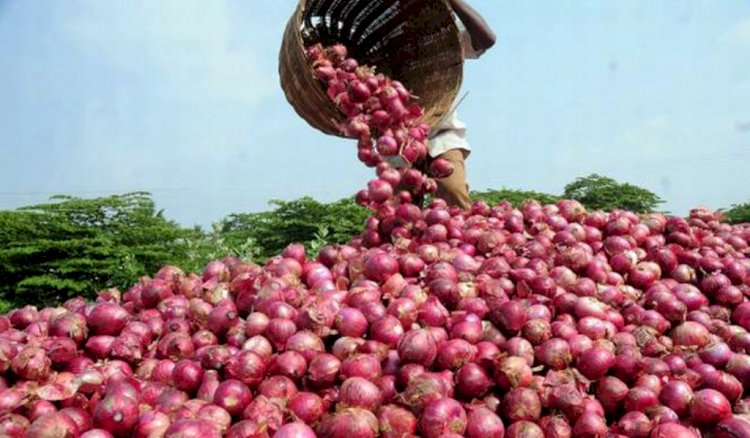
[
  {"left": 471, "top": 188, "right": 559, "bottom": 207},
  {"left": 721, "top": 202, "right": 750, "bottom": 225},
  {"left": 0, "top": 192, "right": 194, "bottom": 307},
  {"left": 219, "top": 197, "right": 369, "bottom": 261},
  {"left": 562, "top": 174, "right": 664, "bottom": 213}
]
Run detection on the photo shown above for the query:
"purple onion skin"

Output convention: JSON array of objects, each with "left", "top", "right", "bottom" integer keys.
[
  {"left": 715, "top": 416, "right": 750, "bottom": 438},
  {"left": 273, "top": 422, "right": 316, "bottom": 438}
]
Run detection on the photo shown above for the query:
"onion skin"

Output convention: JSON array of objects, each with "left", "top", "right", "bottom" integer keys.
[
  {"left": 164, "top": 419, "right": 222, "bottom": 438},
  {"left": 502, "top": 387, "right": 541, "bottom": 422},
  {"left": 572, "top": 412, "right": 607, "bottom": 438},
  {"left": 397, "top": 328, "right": 437, "bottom": 367},
  {"left": 317, "top": 408, "right": 379, "bottom": 438},
  {"left": 597, "top": 376, "right": 629, "bottom": 415},
  {"left": 92, "top": 394, "right": 139, "bottom": 437},
  {"left": 505, "top": 421, "right": 544, "bottom": 438},
  {"left": 659, "top": 380, "right": 694, "bottom": 417},
  {"left": 539, "top": 415, "right": 572, "bottom": 438},
  {"left": 419, "top": 398, "right": 467, "bottom": 438},
  {"left": 24, "top": 413, "right": 80, "bottom": 438},
  {"left": 338, "top": 377, "right": 382, "bottom": 411},
  {"left": 689, "top": 388, "right": 732, "bottom": 426},
  {"left": 465, "top": 405, "right": 504, "bottom": 438},
  {"left": 715, "top": 416, "right": 750, "bottom": 438},
  {"left": 377, "top": 405, "right": 417, "bottom": 438},
  {"left": 273, "top": 422, "right": 316, "bottom": 438},
  {"left": 649, "top": 423, "right": 699, "bottom": 438},
  {"left": 576, "top": 346, "right": 615, "bottom": 380}
]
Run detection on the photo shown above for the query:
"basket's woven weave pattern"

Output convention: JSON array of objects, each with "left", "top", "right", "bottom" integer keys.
[{"left": 280, "top": 0, "right": 464, "bottom": 137}]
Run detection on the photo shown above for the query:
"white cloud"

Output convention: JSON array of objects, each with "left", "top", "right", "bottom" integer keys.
[{"left": 57, "top": 0, "right": 270, "bottom": 106}]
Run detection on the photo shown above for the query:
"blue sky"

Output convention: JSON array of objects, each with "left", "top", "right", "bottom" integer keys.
[{"left": 0, "top": 1, "right": 748, "bottom": 227}]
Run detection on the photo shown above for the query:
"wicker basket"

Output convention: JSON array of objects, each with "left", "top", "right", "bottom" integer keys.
[{"left": 279, "top": 0, "right": 464, "bottom": 137}]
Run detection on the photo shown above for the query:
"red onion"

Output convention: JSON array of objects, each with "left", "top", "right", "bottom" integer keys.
[
  {"left": 505, "top": 421, "right": 544, "bottom": 438},
  {"left": 285, "top": 331, "right": 325, "bottom": 362},
  {"left": 369, "top": 316, "right": 404, "bottom": 348},
  {"left": 197, "top": 370, "right": 220, "bottom": 402},
  {"left": 689, "top": 388, "right": 732, "bottom": 425},
  {"left": 171, "top": 360, "right": 203, "bottom": 394},
  {"left": 267, "top": 351, "right": 307, "bottom": 381},
  {"left": 465, "top": 405, "right": 505, "bottom": 438},
  {"left": 596, "top": 376, "right": 629, "bottom": 415},
  {"left": 576, "top": 346, "right": 615, "bottom": 380},
  {"left": 489, "top": 300, "right": 528, "bottom": 334},
  {"left": 288, "top": 392, "right": 325, "bottom": 424},
  {"left": 164, "top": 419, "right": 221, "bottom": 438},
  {"left": 156, "top": 388, "right": 189, "bottom": 414},
  {"left": 378, "top": 405, "right": 417, "bottom": 438},
  {"left": 401, "top": 372, "right": 451, "bottom": 413},
  {"left": 455, "top": 363, "right": 493, "bottom": 399},
  {"left": 419, "top": 398, "right": 467, "bottom": 438},
  {"left": 242, "top": 396, "right": 283, "bottom": 431},
  {"left": 624, "top": 387, "right": 659, "bottom": 412},
  {"left": 536, "top": 338, "right": 573, "bottom": 370},
  {"left": 397, "top": 328, "right": 437, "bottom": 366},
  {"left": 273, "top": 422, "right": 316, "bottom": 438},
  {"left": 705, "top": 371, "right": 743, "bottom": 403},
  {"left": 715, "top": 416, "right": 750, "bottom": 438},
  {"left": 25, "top": 413, "right": 80, "bottom": 438},
  {"left": 572, "top": 412, "right": 607, "bottom": 438},
  {"left": 340, "top": 353, "right": 381, "bottom": 380},
  {"left": 87, "top": 303, "right": 130, "bottom": 336},
  {"left": 257, "top": 376, "right": 298, "bottom": 401},
  {"left": 504, "top": 337, "right": 535, "bottom": 365},
  {"left": 93, "top": 394, "right": 139, "bottom": 436},
  {"left": 302, "top": 353, "right": 339, "bottom": 388},
  {"left": 225, "top": 420, "right": 266, "bottom": 438},
  {"left": 494, "top": 356, "right": 532, "bottom": 390},
  {"left": 363, "top": 253, "right": 399, "bottom": 283},
  {"left": 11, "top": 346, "right": 50, "bottom": 381},
  {"left": 212, "top": 380, "right": 252, "bottom": 416},
  {"left": 224, "top": 351, "right": 265, "bottom": 388},
  {"left": 318, "top": 408, "right": 379, "bottom": 438},
  {"left": 649, "top": 423, "right": 699, "bottom": 438},
  {"left": 197, "top": 404, "right": 231, "bottom": 432},
  {"left": 659, "top": 380, "right": 694, "bottom": 416},
  {"left": 539, "top": 415, "right": 572, "bottom": 438},
  {"left": 338, "top": 377, "right": 382, "bottom": 411},
  {"left": 133, "top": 411, "right": 170, "bottom": 438},
  {"left": 614, "top": 411, "right": 652, "bottom": 437},
  {"left": 503, "top": 387, "right": 541, "bottom": 422},
  {"left": 335, "top": 307, "right": 369, "bottom": 338},
  {"left": 671, "top": 321, "right": 711, "bottom": 348},
  {"left": 27, "top": 400, "right": 57, "bottom": 423}
]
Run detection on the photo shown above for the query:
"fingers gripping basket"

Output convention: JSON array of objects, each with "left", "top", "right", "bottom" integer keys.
[{"left": 279, "top": 0, "right": 464, "bottom": 137}]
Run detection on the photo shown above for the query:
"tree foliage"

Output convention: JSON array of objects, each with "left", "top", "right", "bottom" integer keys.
[
  {"left": 0, "top": 193, "right": 191, "bottom": 306},
  {"left": 563, "top": 174, "right": 664, "bottom": 213},
  {"left": 471, "top": 188, "right": 559, "bottom": 207},
  {"left": 721, "top": 202, "right": 750, "bottom": 225},
  {"left": 219, "top": 197, "right": 370, "bottom": 261}
]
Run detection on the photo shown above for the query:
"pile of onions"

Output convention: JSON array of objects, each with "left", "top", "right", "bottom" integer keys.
[
  {"left": 0, "top": 43, "right": 749, "bottom": 437},
  {"left": 306, "top": 42, "right": 455, "bottom": 214}
]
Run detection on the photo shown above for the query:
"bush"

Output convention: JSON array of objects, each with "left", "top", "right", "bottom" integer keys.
[
  {"left": 218, "top": 197, "right": 370, "bottom": 261},
  {"left": 471, "top": 188, "right": 559, "bottom": 207},
  {"left": 721, "top": 202, "right": 750, "bottom": 225},
  {"left": 0, "top": 193, "right": 193, "bottom": 307},
  {"left": 563, "top": 174, "right": 664, "bottom": 213}
]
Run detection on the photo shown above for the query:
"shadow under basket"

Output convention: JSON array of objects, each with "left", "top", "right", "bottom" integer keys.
[{"left": 279, "top": 0, "right": 464, "bottom": 137}]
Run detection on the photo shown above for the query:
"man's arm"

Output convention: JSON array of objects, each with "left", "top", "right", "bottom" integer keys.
[{"left": 448, "top": 0, "right": 496, "bottom": 53}]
